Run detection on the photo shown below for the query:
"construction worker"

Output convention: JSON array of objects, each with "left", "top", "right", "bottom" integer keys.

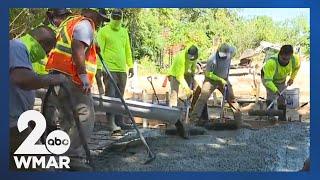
[
  {"left": 168, "top": 45, "right": 199, "bottom": 107},
  {"left": 261, "top": 45, "right": 300, "bottom": 121},
  {"left": 97, "top": 9, "right": 134, "bottom": 133},
  {"left": 32, "top": 8, "right": 72, "bottom": 75},
  {"left": 190, "top": 43, "right": 236, "bottom": 124},
  {"left": 9, "top": 26, "right": 66, "bottom": 170},
  {"left": 45, "top": 8, "right": 72, "bottom": 33},
  {"left": 44, "top": 8, "right": 105, "bottom": 171}
]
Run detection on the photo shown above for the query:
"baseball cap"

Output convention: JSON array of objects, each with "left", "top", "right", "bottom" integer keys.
[
  {"left": 111, "top": 9, "right": 123, "bottom": 20},
  {"left": 218, "top": 43, "right": 231, "bottom": 58},
  {"left": 47, "top": 8, "right": 71, "bottom": 17}
]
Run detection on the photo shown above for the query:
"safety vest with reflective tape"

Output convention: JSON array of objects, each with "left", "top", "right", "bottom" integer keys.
[
  {"left": 33, "top": 58, "right": 48, "bottom": 75},
  {"left": 262, "top": 55, "right": 298, "bottom": 84},
  {"left": 46, "top": 15, "right": 97, "bottom": 86}
]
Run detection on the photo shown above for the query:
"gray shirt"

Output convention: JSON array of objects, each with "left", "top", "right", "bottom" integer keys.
[
  {"left": 206, "top": 47, "right": 236, "bottom": 79},
  {"left": 9, "top": 39, "right": 35, "bottom": 127},
  {"left": 73, "top": 20, "right": 94, "bottom": 46}
]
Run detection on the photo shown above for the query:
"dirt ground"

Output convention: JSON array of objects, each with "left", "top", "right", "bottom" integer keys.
[{"left": 87, "top": 61, "right": 310, "bottom": 172}]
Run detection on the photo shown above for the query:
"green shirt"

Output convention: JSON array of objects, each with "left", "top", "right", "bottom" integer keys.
[
  {"left": 168, "top": 48, "right": 197, "bottom": 91},
  {"left": 263, "top": 54, "right": 300, "bottom": 93},
  {"left": 97, "top": 23, "right": 133, "bottom": 72}
]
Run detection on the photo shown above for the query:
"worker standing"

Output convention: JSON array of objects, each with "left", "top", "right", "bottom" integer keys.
[
  {"left": 9, "top": 26, "right": 66, "bottom": 170},
  {"left": 31, "top": 8, "right": 72, "bottom": 75},
  {"left": 97, "top": 9, "right": 134, "bottom": 133},
  {"left": 190, "top": 43, "right": 237, "bottom": 125},
  {"left": 261, "top": 45, "right": 300, "bottom": 121},
  {"left": 168, "top": 45, "right": 199, "bottom": 107},
  {"left": 45, "top": 8, "right": 72, "bottom": 34},
  {"left": 45, "top": 9, "right": 105, "bottom": 171}
]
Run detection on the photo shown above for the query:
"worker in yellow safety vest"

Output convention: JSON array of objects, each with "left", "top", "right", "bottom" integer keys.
[
  {"left": 261, "top": 44, "right": 300, "bottom": 121},
  {"left": 33, "top": 8, "right": 72, "bottom": 75},
  {"left": 44, "top": 8, "right": 106, "bottom": 171}
]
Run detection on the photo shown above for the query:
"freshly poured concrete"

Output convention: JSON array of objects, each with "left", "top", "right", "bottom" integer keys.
[{"left": 93, "top": 122, "right": 309, "bottom": 172}]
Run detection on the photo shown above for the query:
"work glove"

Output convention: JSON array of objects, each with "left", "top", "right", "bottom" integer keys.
[
  {"left": 79, "top": 74, "right": 91, "bottom": 94},
  {"left": 186, "top": 87, "right": 193, "bottom": 97},
  {"left": 128, "top": 68, "right": 134, "bottom": 78},
  {"left": 287, "top": 79, "right": 294, "bottom": 86},
  {"left": 181, "top": 88, "right": 193, "bottom": 100},
  {"left": 48, "top": 74, "right": 67, "bottom": 86},
  {"left": 275, "top": 90, "right": 285, "bottom": 101}
]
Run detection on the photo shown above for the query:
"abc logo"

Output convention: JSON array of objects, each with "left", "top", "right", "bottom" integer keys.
[{"left": 45, "top": 130, "right": 70, "bottom": 155}]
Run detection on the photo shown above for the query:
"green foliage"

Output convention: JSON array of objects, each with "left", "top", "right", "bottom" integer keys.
[
  {"left": 10, "top": 8, "right": 46, "bottom": 39},
  {"left": 9, "top": 8, "right": 310, "bottom": 74},
  {"left": 137, "top": 56, "right": 161, "bottom": 76}
]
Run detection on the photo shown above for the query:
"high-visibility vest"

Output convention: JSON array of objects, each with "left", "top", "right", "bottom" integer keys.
[
  {"left": 262, "top": 54, "right": 299, "bottom": 84},
  {"left": 46, "top": 15, "right": 97, "bottom": 86},
  {"left": 33, "top": 58, "right": 48, "bottom": 75}
]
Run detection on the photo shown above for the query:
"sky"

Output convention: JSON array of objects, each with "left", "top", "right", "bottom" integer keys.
[{"left": 236, "top": 8, "right": 310, "bottom": 22}]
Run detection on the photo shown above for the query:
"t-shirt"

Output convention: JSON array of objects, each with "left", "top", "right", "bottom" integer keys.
[
  {"left": 9, "top": 39, "right": 35, "bottom": 127},
  {"left": 206, "top": 46, "right": 236, "bottom": 79},
  {"left": 73, "top": 20, "right": 94, "bottom": 46}
]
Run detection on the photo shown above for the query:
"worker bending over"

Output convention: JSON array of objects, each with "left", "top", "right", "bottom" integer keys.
[
  {"left": 190, "top": 43, "right": 237, "bottom": 125},
  {"left": 261, "top": 44, "right": 300, "bottom": 121}
]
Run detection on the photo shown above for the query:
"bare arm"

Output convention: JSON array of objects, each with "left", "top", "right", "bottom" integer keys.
[
  {"left": 71, "top": 39, "right": 87, "bottom": 75},
  {"left": 10, "top": 67, "right": 65, "bottom": 90}
]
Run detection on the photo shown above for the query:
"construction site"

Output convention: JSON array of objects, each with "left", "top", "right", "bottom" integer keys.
[
  {"left": 10, "top": 8, "right": 310, "bottom": 172},
  {"left": 33, "top": 41, "right": 310, "bottom": 172}
]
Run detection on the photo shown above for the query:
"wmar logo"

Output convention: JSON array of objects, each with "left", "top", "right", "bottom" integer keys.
[{"left": 13, "top": 110, "right": 70, "bottom": 169}]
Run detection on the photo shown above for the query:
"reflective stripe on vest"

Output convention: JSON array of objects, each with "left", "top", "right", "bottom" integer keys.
[{"left": 46, "top": 16, "right": 97, "bottom": 86}]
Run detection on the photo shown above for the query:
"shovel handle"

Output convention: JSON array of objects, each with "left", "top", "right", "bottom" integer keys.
[
  {"left": 266, "top": 86, "right": 287, "bottom": 110},
  {"left": 147, "top": 76, "right": 152, "bottom": 82}
]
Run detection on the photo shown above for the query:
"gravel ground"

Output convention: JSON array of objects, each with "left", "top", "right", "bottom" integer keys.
[{"left": 93, "top": 122, "right": 309, "bottom": 172}]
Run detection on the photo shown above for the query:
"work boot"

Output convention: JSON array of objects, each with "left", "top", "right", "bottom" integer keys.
[
  {"left": 175, "top": 120, "right": 189, "bottom": 139},
  {"left": 106, "top": 117, "right": 121, "bottom": 133},
  {"left": 267, "top": 116, "right": 278, "bottom": 125},
  {"left": 115, "top": 117, "right": 134, "bottom": 130}
]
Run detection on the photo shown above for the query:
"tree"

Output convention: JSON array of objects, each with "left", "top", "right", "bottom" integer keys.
[{"left": 9, "top": 8, "right": 310, "bottom": 69}]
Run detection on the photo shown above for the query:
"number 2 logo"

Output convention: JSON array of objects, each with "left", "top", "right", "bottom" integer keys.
[{"left": 14, "top": 110, "right": 70, "bottom": 155}]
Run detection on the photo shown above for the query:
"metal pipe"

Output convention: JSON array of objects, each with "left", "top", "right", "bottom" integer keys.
[
  {"left": 36, "top": 89, "right": 184, "bottom": 124},
  {"left": 92, "top": 95, "right": 183, "bottom": 124}
]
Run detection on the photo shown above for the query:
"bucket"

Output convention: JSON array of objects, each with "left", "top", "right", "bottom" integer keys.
[{"left": 285, "top": 88, "right": 300, "bottom": 109}]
